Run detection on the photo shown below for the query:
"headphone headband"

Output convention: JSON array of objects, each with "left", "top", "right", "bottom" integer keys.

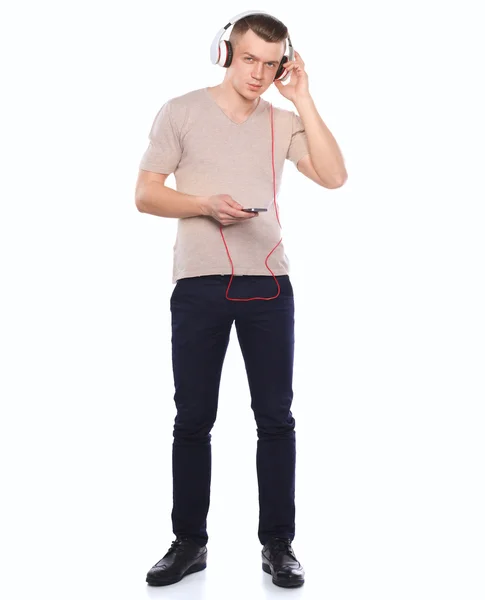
[{"left": 209, "top": 10, "right": 294, "bottom": 70}]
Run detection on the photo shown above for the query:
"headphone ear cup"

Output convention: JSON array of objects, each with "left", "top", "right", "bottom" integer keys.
[
  {"left": 274, "top": 55, "right": 288, "bottom": 81},
  {"left": 219, "top": 40, "right": 233, "bottom": 68}
]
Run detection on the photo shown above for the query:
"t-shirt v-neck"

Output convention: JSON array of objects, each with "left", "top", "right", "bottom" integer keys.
[{"left": 203, "top": 86, "right": 265, "bottom": 125}]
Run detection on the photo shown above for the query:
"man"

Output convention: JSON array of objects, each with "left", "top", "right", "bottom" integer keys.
[{"left": 135, "top": 12, "right": 347, "bottom": 588}]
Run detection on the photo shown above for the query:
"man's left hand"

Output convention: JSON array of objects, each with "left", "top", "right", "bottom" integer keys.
[{"left": 273, "top": 51, "right": 310, "bottom": 103}]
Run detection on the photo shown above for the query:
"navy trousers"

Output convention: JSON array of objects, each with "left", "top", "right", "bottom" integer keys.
[{"left": 169, "top": 274, "right": 296, "bottom": 547}]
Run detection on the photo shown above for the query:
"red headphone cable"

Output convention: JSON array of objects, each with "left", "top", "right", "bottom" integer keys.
[{"left": 219, "top": 102, "right": 283, "bottom": 301}]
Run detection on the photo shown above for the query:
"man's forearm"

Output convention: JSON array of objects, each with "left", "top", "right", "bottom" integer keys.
[
  {"left": 294, "top": 94, "right": 347, "bottom": 187},
  {"left": 136, "top": 181, "right": 209, "bottom": 218}
]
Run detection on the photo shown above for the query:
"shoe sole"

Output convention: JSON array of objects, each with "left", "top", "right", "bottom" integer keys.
[
  {"left": 146, "top": 562, "right": 206, "bottom": 586},
  {"left": 262, "top": 562, "right": 305, "bottom": 588}
]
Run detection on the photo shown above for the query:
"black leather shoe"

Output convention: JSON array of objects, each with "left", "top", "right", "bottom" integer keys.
[
  {"left": 262, "top": 537, "right": 305, "bottom": 588},
  {"left": 146, "top": 536, "right": 207, "bottom": 586}
]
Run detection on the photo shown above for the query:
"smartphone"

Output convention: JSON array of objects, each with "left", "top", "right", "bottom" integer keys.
[{"left": 241, "top": 208, "right": 268, "bottom": 213}]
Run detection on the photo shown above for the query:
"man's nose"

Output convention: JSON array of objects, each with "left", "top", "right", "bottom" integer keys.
[{"left": 252, "top": 63, "right": 264, "bottom": 79}]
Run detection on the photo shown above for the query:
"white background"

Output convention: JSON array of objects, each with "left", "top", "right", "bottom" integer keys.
[{"left": 1, "top": 1, "right": 484, "bottom": 598}]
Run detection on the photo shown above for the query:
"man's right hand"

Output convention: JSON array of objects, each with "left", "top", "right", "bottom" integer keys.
[{"left": 200, "top": 194, "right": 259, "bottom": 226}]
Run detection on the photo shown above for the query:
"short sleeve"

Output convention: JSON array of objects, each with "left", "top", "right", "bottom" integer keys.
[
  {"left": 139, "top": 101, "right": 182, "bottom": 174},
  {"left": 286, "top": 111, "right": 310, "bottom": 166}
]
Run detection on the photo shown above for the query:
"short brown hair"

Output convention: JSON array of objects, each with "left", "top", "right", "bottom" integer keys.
[{"left": 229, "top": 13, "right": 288, "bottom": 49}]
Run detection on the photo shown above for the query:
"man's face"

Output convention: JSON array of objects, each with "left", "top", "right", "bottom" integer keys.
[{"left": 230, "top": 29, "right": 285, "bottom": 96}]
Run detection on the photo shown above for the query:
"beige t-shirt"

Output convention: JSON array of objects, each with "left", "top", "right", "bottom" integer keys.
[{"left": 139, "top": 87, "right": 310, "bottom": 283}]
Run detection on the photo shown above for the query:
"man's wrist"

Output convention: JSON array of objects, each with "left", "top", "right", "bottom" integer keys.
[{"left": 196, "top": 195, "right": 210, "bottom": 216}]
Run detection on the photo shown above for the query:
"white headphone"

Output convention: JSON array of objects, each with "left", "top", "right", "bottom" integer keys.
[{"left": 210, "top": 10, "right": 294, "bottom": 82}]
